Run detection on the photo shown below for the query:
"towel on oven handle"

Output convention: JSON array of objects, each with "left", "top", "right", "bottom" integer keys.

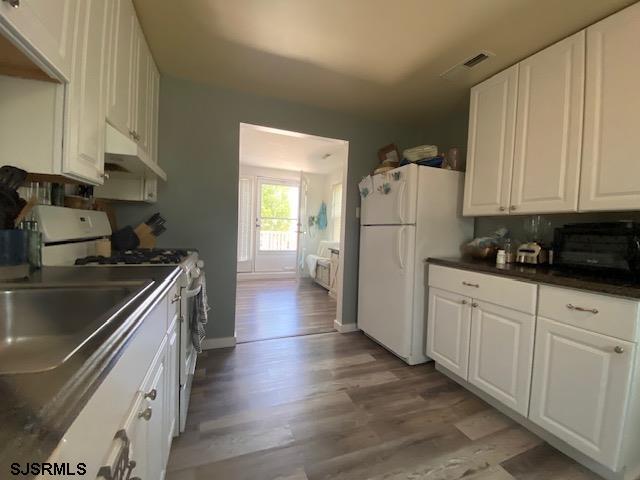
[{"left": 191, "top": 271, "right": 210, "bottom": 353}]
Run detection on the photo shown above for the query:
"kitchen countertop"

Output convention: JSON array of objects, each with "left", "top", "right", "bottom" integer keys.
[
  {"left": 0, "top": 265, "right": 182, "bottom": 474},
  {"left": 426, "top": 257, "right": 640, "bottom": 300}
]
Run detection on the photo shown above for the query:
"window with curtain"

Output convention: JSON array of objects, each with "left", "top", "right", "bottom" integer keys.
[
  {"left": 237, "top": 177, "right": 252, "bottom": 262},
  {"left": 331, "top": 183, "right": 342, "bottom": 242}
]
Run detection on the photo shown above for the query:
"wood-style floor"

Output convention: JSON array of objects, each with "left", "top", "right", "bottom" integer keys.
[
  {"left": 166, "top": 332, "right": 601, "bottom": 480},
  {"left": 235, "top": 278, "right": 336, "bottom": 343}
]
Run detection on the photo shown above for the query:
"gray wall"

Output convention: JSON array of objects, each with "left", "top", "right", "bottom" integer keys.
[{"left": 116, "top": 76, "right": 421, "bottom": 340}]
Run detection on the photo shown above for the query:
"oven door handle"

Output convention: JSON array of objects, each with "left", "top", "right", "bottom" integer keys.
[{"left": 184, "top": 284, "right": 202, "bottom": 299}]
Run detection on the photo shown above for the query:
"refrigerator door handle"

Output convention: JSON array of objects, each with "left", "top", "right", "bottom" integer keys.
[
  {"left": 395, "top": 181, "right": 406, "bottom": 223},
  {"left": 396, "top": 226, "right": 406, "bottom": 269}
]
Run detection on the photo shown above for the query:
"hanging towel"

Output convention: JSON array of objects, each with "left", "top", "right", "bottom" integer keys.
[
  {"left": 317, "top": 202, "right": 328, "bottom": 230},
  {"left": 191, "top": 272, "right": 210, "bottom": 353},
  {"left": 358, "top": 175, "right": 373, "bottom": 198}
]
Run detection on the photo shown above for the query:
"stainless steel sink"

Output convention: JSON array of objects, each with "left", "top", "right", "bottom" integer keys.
[{"left": 0, "top": 281, "right": 151, "bottom": 375}]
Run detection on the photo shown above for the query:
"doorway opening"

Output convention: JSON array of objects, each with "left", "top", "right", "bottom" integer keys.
[{"left": 235, "top": 123, "right": 348, "bottom": 343}]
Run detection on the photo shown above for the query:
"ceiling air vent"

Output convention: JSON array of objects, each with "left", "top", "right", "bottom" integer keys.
[
  {"left": 464, "top": 52, "right": 490, "bottom": 68},
  {"left": 440, "top": 50, "right": 495, "bottom": 81}
]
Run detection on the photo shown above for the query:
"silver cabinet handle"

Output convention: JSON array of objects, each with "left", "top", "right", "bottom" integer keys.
[
  {"left": 138, "top": 407, "right": 152, "bottom": 421},
  {"left": 462, "top": 281, "right": 479, "bottom": 288},
  {"left": 461, "top": 299, "right": 467, "bottom": 305},
  {"left": 3, "top": 0, "right": 20, "bottom": 7},
  {"left": 509, "top": 205, "right": 516, "bottom": 211},
  {"left": 471, "top": 302, "right": 479, "bottom": 308},
  {"left": 144, "top": 388, "right": 157, "bottom": 401},
  {"left": 566, "top": 304, "right": 598, "bottom": 314},
  {"left": 614, "top": 346, "right": 625, "bottom": 354},
  {"left": 499, "top": 206, "right": 506, "bottom": 211},
  {"left": 172, "top": 294, "right": 182, "bottom": 304}
]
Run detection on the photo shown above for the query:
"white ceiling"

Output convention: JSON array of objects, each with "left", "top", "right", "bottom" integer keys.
[
  {"left": 239, "top": 123, "right": 347, "bottom": 174},
  {"left": 134, "top": 0, "right": 637, "bottom": 121}
]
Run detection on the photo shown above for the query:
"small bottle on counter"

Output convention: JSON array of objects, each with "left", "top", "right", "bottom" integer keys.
[
  {"left": 19, "top": 219, "right": 42, "bottom": 268},
  {"left": 503, "top": 238, "right": 515, "bottom": 263},
  {"left": 496, "top": 249, "right": 506, "bottom": 266}
]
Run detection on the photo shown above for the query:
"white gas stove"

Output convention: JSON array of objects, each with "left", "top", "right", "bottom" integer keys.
[{"left": 34, "top": 205, "right": 202, "bottom": 433}]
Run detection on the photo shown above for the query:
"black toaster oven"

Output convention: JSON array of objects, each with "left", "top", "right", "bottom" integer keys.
[{"left": 553, "top": 222, "right": 640, "bottom": 274}]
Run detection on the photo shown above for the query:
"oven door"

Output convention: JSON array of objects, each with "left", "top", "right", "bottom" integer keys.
[{"left": 178, "top": 278, "right": 201, "bottom": 432}]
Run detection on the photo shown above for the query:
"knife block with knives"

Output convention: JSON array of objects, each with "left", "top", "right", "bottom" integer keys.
[{"left": 134, "top": 213, "right": 166, "bottom": 248}]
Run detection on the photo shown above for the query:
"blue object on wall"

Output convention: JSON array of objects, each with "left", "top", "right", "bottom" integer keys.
[{"left": 317, "top": 202, "right": 328, "bottom": 230}]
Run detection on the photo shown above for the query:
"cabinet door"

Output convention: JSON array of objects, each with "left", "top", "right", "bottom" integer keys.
[
  {"left": 463, "top": 65, "right": 518, "bottom": 216},
  {"left": 148, "top": 62, "right": 160, "bottom": 163},
  {"left": 164, "top": 317, "right": 179, "bottom": 458},
  {"left": 63, "top": 0, "right": 109, "bottom": 184},
  {"left": 106, "top": 0, "right": 135, "bottom": 135},
  {"left": 468, "top": 301, "right": 535, "bottom": 416},
  {"left": 426, "top": 287, "right": 472, "bottom": 379},
  {"left": 133, "top": 24, "right": 150, "bottom": 156},
  {"left": 0, "top": 0, "right": 77, "bottom": 80},
  {"left": 530, "top": 317, "right": 635, "bottom": 469},
  {"left": 144, "top": 350, "right": 166, "bottom": 480},
  {"left": 124, "top": 393, "right": 148, "bottom": 480},
  {"left": 510, "top": 31, "right": 584, "bottom": 214},
  {"left": 580, "top": 3, "right": 640, "bottom": 211},
  {"left": 144, "top": 177, "right": 158, "bottom": 203}
]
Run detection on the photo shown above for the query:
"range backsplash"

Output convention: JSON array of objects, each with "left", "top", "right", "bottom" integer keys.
[{"left": 474, "top": 211, "right": 640, "bottom": 245}]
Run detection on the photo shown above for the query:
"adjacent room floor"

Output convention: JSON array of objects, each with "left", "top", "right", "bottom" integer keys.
[
  {"left": 166, "top": 331, "right": 601, "bottom": 480},
  {"left": 235, "top": 278, "right": 337, "bottom": 343}
]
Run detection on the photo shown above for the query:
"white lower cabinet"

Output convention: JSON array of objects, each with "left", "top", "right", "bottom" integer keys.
[
  {"left": 468, "top": 301, "right": 535, "bottom": 416},
  {"left": 164, "top": 316, "right": 179, "bottom": 460},
  {"left": 426, "top": 288, "right": 471, "bottom": 379},
  {"left": 529, "top": 316, "right": 635, "bottom": 470},
  {"left": 427, "top": 265, "right": 640, "bottom": 479},
  {"left": 143, "top": 339, "right": 167, "bottom": 480},
  {"left": 42, "top": 282, "right": 181, "bottom": 479}
]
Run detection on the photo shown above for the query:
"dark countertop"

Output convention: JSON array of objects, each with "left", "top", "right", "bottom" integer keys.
[
  {"left": 0, "top": 265, "right": 182, "bottom": 475},
  {"left": 426, "top": 257, "right": 640, "bottom": 300}
]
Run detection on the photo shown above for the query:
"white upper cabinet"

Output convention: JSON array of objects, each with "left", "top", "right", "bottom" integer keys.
[
  {"left": 148, "top": 62, "right": 160, "bottom": 164},
  {"left": 463, "top": 65, "right": 518, "bottom": 216},
  {"left": 62, "top": 0, "right": 110, "bottom": 184},
  {"left": 579, "top": 2, "right": 640, "bottom": 211},
  {"left": 132, "top": 22, "right": 149, "bottom": 155},
  {"left": 0, "top": 0, "right": 77, "bottom": 80},
  {"left": 106, "top": 0, "right": 136, "bottom": 136},
  {"left": 510, "top": 31, "right": 585, "bottom": 214}
]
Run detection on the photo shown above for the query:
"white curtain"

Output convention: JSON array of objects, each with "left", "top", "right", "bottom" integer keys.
[
  {"left": 237, "top": 177, "right": 253, "bottom": 262},
  {"left": 331, "top": 183, "right": 342, "bottom": 242}
]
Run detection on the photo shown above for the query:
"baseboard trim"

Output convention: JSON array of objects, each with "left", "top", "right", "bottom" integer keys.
[
  {"left": 202, "top": 336, "right": 237, "bottom": 350},
  {"left": 237, "top": 272, "right": 296, "bottom": 281},
  {"left": 333, "top": 319, "right": 359, "bottom": 333}
]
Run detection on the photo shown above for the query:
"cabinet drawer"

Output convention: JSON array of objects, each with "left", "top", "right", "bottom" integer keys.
[
  {"left": 428, "top": 265, "right": 537, "bottom": 314},
  {"left": 538, "top": 286, "right": 639, "bottom": 342}
]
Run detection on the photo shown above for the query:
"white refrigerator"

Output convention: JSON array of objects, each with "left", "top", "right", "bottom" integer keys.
[{"left": 358, "top": 163, "right": 473, "bottom": 364}]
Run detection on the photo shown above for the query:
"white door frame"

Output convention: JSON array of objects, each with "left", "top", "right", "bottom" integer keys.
[{"left": 237, "top": 123, "right": 350, "bottom": 329}]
